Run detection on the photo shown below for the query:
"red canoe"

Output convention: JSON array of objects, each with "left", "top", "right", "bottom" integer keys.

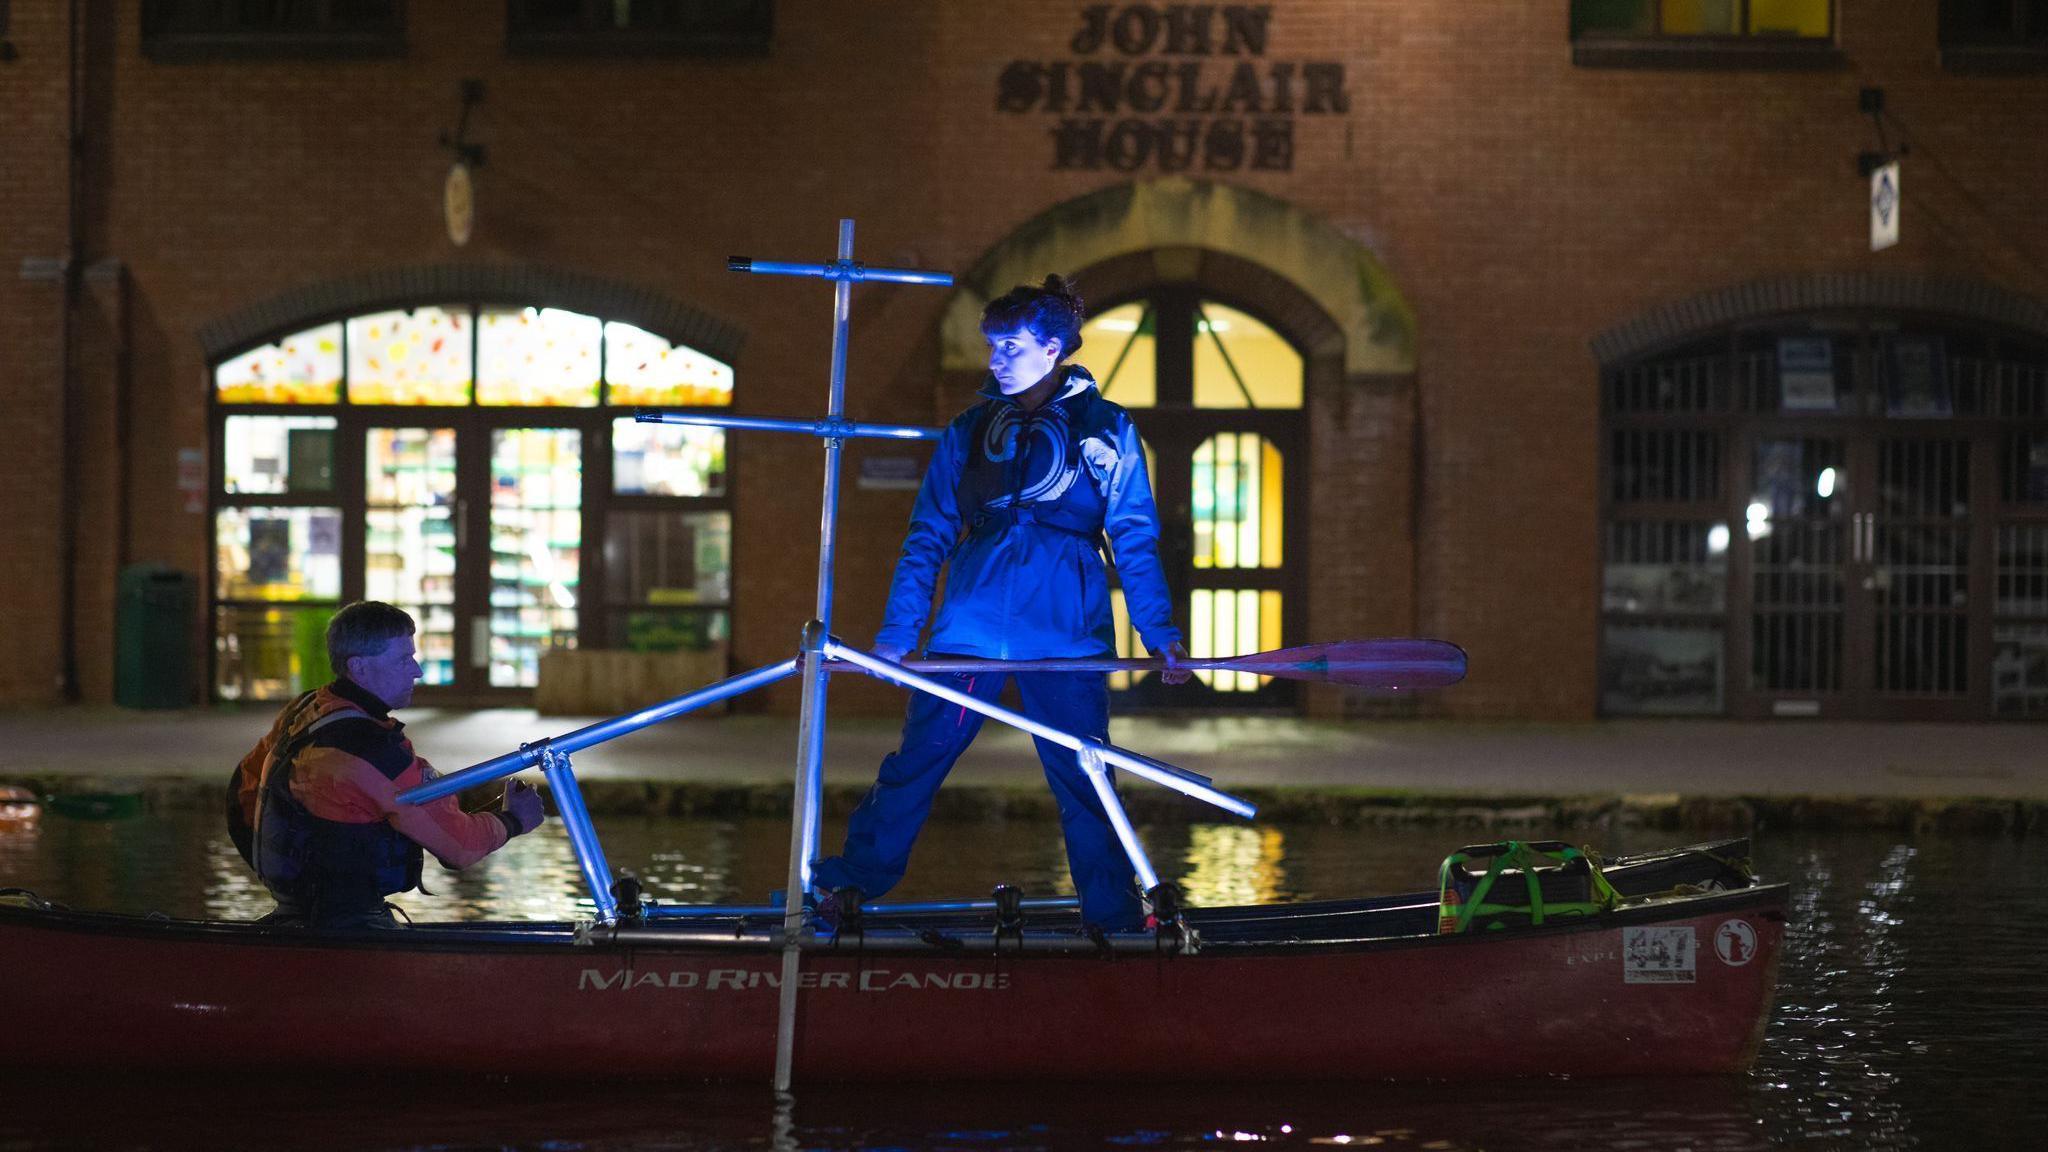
[{"left": 0, "top": 840, "right": 1781, "bottom": 1082}]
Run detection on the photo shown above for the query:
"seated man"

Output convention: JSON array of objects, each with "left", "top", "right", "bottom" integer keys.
[{"left": 227, "top": 601, "right": 544, "bottom": 928}]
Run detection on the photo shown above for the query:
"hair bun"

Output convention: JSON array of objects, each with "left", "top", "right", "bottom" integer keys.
[{"left": 1039, "top": 274, "right": 1084, "bottom": 318}]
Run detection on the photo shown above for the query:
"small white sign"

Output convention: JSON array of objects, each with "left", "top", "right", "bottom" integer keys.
[
  {"left": 1870, "top": 160, "right": 1899, "bottom": 252},
  {"left": 1623, "top": 926, "right": 1697, "bottom": 984}
]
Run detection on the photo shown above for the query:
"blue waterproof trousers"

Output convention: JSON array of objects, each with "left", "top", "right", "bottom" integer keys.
[{"left": 810, "top": 661, "right": 1142, "bottom": 928}]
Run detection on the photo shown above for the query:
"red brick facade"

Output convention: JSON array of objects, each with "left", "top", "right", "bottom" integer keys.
[{"left": 3, "top": 2, "right": 2045, "bottom": 718}]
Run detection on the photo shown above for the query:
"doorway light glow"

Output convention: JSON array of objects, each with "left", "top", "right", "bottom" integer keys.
[
  {"left": 1707, "top": 523, "right": 1730, "bottom": 555},
  {"left": 1746, "top": 500, "right": 1772, "bottom": 541},
  {"left": 1817, "top": 467, "right": 1837, "bottom": 498}
]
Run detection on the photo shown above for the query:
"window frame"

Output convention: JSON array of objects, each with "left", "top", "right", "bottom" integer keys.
[
  {"left": 1940, "top": 0, "right": 2048, "bottom": 74},
  {"left": 504, "top": 0, "right": 773, "bottom": 58},
  {"left": 206, "top": 302, "right": 738, "bottom": 702},
  {"left": 1570, "top": 0, "right": 1844, "bottom": 70},
  {"left": 141, "top": 0, "right": 408, "bottom": 63}
]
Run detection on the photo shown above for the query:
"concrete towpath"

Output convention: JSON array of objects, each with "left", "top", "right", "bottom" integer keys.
[{"left": 2, "top": 706, "right": 2042, "bottom": 828}]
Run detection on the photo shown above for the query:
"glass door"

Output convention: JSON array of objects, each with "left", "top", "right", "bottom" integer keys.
[
  {"left": 1867, "top": 434, "right": 1977, "bottom": 715},
  {"left": 483, "top": 427, "right": 583, "bottom": 688},
  {"left": 1080, "top": 288, "right": 1307, "bottom": 708},
  {"left": 364, "top": 426, "right": 460, "bottom": 688}
]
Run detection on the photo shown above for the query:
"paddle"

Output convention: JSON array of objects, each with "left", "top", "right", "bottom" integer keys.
[{"left": 824, "top": 638, "right": 1466, "bottom": 691}]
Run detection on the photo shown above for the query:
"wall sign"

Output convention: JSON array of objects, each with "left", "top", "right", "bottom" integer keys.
[{"left": 996, "top": 5, "right": 1351, "bottom": 172}]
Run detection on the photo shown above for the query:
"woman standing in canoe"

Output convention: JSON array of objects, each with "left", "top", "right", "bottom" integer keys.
[{"left": 810, "top": 275, "right": 1189, "bottom": 931}]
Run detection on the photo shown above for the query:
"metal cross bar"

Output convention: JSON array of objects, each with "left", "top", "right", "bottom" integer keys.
[
  {"left": 395, "top": 658, "right": 799, "bottom": 807},
  {"left": 537, "top": 748, "right": 619, "bottom": 925},
  {"left": 728, "top": 256, "right": 952, "bottom": 286},
  {"left": 1077, "top": 744, "right": 1160, "bottom": 893},
  {"left": 635, "top": 410, "right": 940, "bottom": 442},
  {"left": 823, "top": 637, "right": 1257, "bottom": 820},
  {"left": 643, "top": 895, "right": 1079, "bottom": 920}
]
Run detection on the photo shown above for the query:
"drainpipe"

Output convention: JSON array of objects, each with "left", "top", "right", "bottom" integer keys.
[{"left": 56, "top": 0, "right": 84, "bottom": 702}]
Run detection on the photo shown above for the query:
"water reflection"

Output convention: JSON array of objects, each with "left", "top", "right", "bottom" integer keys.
[{"left": 1181, "top": 823, "right": 1288, "bottom": 907}]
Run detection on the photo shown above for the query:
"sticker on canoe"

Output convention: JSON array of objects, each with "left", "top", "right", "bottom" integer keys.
[
  {"left": 1714, "top": 919, "right": 1758, "bottom": 967},
  {"left": 1622, "top": 926, "right": 1696, "bottom": 984}
]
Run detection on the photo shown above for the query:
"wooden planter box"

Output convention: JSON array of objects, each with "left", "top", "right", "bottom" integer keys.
[{"left": 535, "top": 647, "right": 731, "bottom": 716}]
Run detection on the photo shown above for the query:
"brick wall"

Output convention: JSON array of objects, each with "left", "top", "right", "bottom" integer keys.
[{"left": 1, "top": 1, "right": 2044, "bottom": 719}]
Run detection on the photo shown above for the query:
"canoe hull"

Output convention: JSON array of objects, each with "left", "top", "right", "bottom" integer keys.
[{"left": 0, "top": 887, "right": 1781, "bottom": 1081}]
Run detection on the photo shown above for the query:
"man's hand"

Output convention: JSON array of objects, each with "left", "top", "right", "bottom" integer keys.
[
  {"left": 873, "top": 642, "right": 910, "bottom": 664},
  {"left": 1163, "top": 642, "right": 1192, "bottom": 686},
  {"left": 503, "top": 780, "right": 545, "bottom": 836}
]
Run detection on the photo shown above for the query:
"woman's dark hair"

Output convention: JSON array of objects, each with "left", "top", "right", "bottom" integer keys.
[
  {"left": 326, "top": 601, "right": 416, "bottom": 676},
  {"left": 981, "top": 274, "right": 1085, "bottom": 361}
]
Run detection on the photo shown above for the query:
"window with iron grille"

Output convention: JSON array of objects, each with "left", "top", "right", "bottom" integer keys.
[
  {"left": 506, "top": 0, "right": 772, "bottom": 57},
  {"left": 141, "top": 0, "right": 406, "bottom": 62},
  {"left": 1571, "top": 0, "right": 1840, "bottom": 69},
  {"left": 1941, "top": 0, "right": 2048, "bottom": 73}
]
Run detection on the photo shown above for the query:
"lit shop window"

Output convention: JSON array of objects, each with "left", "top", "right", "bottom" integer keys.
[
  {"left": 1572, "top": 0, "right": 1832, "bottom": 38},
  {"left": 365, "top": 427, "right": 459, "bottom": 686},
  {"left": 214, "top": 324, "right": 343, "bottom": 404},
  {"left": 612, "top": 418, "right": 727, "bottom": 497},
  {"left": 223, "top": 415, "right": 336, "bottom": 494},
  {"left": 347, "top": 307, "right": 473, "bottom": 405},
  {"left": 478, "top": 307, "right": 601, "bottom": 407},
  {"left": 1192, "top": 433, "right": 1283, "bottom": 569},
  {"left": 215, "top": 507, "right": 342, "bottom": 600},
  {"left": 605, "top": 321, "right": 734, "bottom": 408},
  {"left": 489, "top": 428, "right": 582, "bottom": 688},
  {"left": 604, "top": 510, "right": 732, "bottom": 654},
  {"left": 1194, "top": 304, "right": 1303, "bottom": 410},
  {"left": 1084, "top": 302, "right": 1157, "bottom": 409},
  {"left": 215, "top": 605, "right": 334, "bottom": 702}
]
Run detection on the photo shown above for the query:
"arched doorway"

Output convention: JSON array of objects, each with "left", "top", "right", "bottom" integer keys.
[
  {"left": 1595, "top": 275, "right": 2048, "bottom": 720},
  {"left": 1078, "top": 284, "right": 1308, "bottom": 707},
  {"left": 938, "top": 180, "right": 1418, "bottom": 713},
  {"left": 200, "top": 265, "right": 743, "bottom": 703}
]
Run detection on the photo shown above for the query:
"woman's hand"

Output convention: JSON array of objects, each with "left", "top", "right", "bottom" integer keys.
[{"left": 1163, "top": 642, "right": 1192, "bottom": 686}]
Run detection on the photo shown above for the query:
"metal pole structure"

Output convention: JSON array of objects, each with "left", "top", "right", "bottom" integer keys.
[
  {"left": 637, "top": 410, "right": 940, "bottom": 443},
  {"left": 538, "top": 748, "right": 620, "bottom": 924},
  {"left": 396, "top": 658, "right": 798, "bottom": 806},
  {"left": 773, "top": 219, "right": 857, "bottom": 1093},
  {"left": 825, "top": 638, "right": 1257, "bottom": 819},
  {"left": 1077, "top": 745, "right": 1160, "bottom": 892}
]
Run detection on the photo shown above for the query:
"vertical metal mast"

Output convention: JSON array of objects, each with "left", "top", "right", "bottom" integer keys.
[{"left": 773, "top": 218, "right": 856, "bottom": 1091}]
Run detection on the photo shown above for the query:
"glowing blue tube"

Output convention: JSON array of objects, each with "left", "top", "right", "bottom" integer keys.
[
  {"left": 1077, "top": 745, "right": 1160, "bottom": 892},
  {"left": 395, "top": 659, "right": 798, "bottom": 806},
  {"left": 823, "top": 639, "right": 1257, "bottom": 819},
  {"left": 636, "top": 410, "right": 940, "bottom": 442},
  {"left": 727, "top": 255, "right": 953, "bottom": 286},
  {"left": 642, "top": 895, "right": 1079, "bottom": 920},
  {"left": 539, "top": 751, "right": 619, "bottom": 925}
]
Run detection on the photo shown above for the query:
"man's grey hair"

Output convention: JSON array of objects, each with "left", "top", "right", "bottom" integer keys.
[{"left": 326, "top": 601, "right": 416, "bottom": 677}]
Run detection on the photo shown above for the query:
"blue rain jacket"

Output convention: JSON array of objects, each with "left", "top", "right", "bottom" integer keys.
[{"left": 876, "top": 365, "right": 1182, "bottom": 661}]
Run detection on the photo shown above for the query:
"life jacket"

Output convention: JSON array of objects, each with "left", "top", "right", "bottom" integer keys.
[
  {"left": 955, "top": 374, "right": 1111, "bottom": 547},
  {"left": 247, "top": 689, "right": 424, "bottom": 922}
]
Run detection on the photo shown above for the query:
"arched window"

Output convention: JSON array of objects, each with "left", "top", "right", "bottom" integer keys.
[{"left": 210, "top": 304, "right": 733, "bottom": 701}]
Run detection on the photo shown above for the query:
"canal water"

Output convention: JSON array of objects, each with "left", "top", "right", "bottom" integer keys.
[{"left": 1, "top": 806, "right": 2042, "bottom": 1150}]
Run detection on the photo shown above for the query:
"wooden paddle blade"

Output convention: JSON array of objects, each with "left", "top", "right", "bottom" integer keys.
[{"left": 1225, "top": 638, "right": 1467, "bottom": 690}]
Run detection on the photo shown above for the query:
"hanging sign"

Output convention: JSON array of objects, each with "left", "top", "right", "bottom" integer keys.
[
  {"left": 996, "top": 5, "right": 1351, "bottom": 173},
  {"left": 1869, "top": 160, "right": 1899, "bottom": 252},
  {"left": 445, "top": 161, "right": 475, "bottom": 247}
]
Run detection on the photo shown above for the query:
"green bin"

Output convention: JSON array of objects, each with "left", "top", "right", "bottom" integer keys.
[{"left": 115, "top": 564, "right": 196, "bottom": 709}]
